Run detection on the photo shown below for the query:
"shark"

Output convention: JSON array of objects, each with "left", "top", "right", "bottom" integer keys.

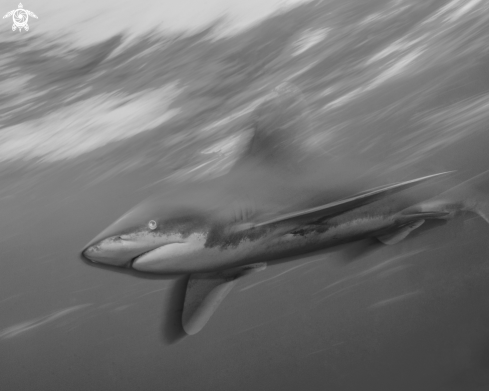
[{"left": 81, "top": 84, "right": 489, "bottom": 335}]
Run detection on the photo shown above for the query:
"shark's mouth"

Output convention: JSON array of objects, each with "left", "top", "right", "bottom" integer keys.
[
  {"left": 130, "top": 242, "right": 188, "bottom": 269},
  {"left": 129, "top": 242, "right": 179, "bottom": 267},
  {"left": 131, "top": 238, "right": 207, "bottom": 273}
]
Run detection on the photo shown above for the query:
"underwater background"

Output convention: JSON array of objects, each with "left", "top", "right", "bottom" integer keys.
[{"left": 2, "top": 0, "right": 489, "bottom": 389}]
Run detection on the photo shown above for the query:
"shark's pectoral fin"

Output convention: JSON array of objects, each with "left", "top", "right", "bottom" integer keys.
[
  {"left": 182, "top": 276, "right": 237, "bottom": 335},
  {"left": 182, "top": 263, "right": 267, "bottom": 335},
  {"left": 240, "top": 172, "right": 454, "bottom": 231},
  {"left": 377, "top": 220, "right": 425, "bottom": 245}
]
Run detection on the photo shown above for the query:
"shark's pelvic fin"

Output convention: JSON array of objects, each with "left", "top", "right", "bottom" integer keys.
[
  {"left": 418, "top": 169, "right": 489, "bottom": 224},
  {"left": 377, "top": 194, "right": 485, "bottom": 245},
  {"left": 401, "top": 192, "right": 489, "bottom": 225},
  {"left": 182, "top": 263, "right": 267, "bottom": 335},
  {"left": 241, "top": 171, "right": 454, "bottom": 230},
  {"left": 377, "top": 219, "right": 425, "bottom": 245},
  {"left": 376, "top": 205, "right": 454, "bottom": 245},
  {"left": 473, "top": 201, "right": 489, "bottom": 224}
]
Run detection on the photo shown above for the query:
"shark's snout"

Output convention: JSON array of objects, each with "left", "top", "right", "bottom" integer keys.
[
  {"left": 81, "top": 245, "right": 99, "bottom": 262},
  {"left": 80, "top": 236, "right": 136, "bottom": 267}
]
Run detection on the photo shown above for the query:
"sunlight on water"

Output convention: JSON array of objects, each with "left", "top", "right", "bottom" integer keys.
[
  {"left": 0, "top": 84, "right": 181, "bottom": 162},
  {"left": 359, "top": 0, "right": 413, "bottom": 26},
  {"left": 292, "top": 28, "right": 329, "bottom": 56},
  {"left": 1, "top": 0, "right": 309, "bottom": 45},
  {"left": 368, "top": 48, "right": 424, "bottom": 88}
]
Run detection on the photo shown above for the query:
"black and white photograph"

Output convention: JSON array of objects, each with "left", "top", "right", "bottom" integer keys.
[{"left": 1, "top": 0, "right": 489, "bottom": 390}]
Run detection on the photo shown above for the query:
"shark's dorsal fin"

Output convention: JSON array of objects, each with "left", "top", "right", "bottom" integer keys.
[
  {"left": 232, "top": 83, "right": 317, "bottom": 173},
  {"left": 182, "top": 263, "right": 267, "bottom": 335}
]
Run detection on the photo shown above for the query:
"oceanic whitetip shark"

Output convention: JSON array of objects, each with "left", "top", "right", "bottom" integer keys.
[{"left": 81, "top": 84, "right": 489, "bottom": 336}]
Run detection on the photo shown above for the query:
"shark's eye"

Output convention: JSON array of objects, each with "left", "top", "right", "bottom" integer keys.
[{"left": 148, "top": 220, "right": 157, "bottom": 230}]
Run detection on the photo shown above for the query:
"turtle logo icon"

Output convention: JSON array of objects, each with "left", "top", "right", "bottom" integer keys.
[{"left": 3, "top": 3, "right": 38, "bottom": 32}]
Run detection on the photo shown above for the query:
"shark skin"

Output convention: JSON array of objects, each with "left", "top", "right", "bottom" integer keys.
[{"left": 80, "top": 84, "right": 486, "bottom": 336}]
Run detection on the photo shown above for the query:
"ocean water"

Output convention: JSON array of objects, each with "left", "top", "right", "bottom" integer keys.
[{"left": 2, "top": 0, "right": 489, "bottom": 390}]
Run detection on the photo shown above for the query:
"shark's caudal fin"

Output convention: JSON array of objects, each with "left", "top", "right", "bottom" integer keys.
[
  {"left": 182, "top": 263, "right": 267, "bottom": 335},
  {"left": 237, "top": 171, "right": 454, "bottom": 231}
]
